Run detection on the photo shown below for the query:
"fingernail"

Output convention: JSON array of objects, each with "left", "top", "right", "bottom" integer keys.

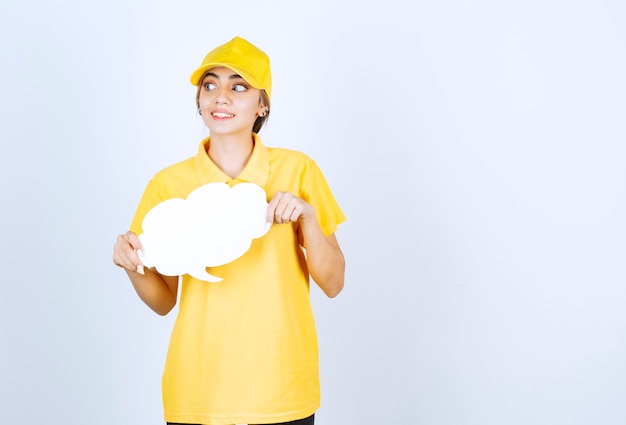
[
  {"left": 136, "top": 265, "right": 145, "bottom": 275},
  {"left": 137, "top": 249, "right": 144, "bottom": 259},
  {"left": 265, "top": 222, "right": 273, "bottom": 232}
]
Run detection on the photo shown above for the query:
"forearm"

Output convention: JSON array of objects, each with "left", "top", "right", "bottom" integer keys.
[
  {"left": 125, "top": 268, "right": 178, "bottom": 315},
  {"left": 299, "top": 216, "right": 345, "bottom": 298}
]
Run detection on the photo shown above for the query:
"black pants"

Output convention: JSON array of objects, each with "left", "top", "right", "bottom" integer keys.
[{"left": 167, "top": 412, "right": 314, "bottom": 425}]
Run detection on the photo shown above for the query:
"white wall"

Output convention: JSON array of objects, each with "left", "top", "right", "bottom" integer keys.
[{"left": 1, "top": 0, "right": 624, "bottom": 424}]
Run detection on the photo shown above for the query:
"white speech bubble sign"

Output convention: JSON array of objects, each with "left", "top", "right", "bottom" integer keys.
[{"left": 138, "top": 182, "right": 270, "bottom": 282}]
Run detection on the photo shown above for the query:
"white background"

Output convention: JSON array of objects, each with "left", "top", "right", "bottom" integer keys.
[{"left": 1, "top": 0, "right": 625, "bottom": 424}]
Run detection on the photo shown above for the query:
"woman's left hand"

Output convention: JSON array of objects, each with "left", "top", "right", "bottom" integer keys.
[{"left": 266, "top": 191, "right": 314, "bottom": 225}]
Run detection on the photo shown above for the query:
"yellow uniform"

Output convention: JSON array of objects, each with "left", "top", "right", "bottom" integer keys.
[{"left": 130, "top": 134, "right": 346, "bottom": 425}]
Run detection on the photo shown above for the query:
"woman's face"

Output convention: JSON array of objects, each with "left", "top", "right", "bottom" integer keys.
[{"left": 198, "top": 66, "right": 266, "bottom": 137}]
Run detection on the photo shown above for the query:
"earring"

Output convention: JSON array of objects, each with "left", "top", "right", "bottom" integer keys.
[{"left": 198, "top": 108, "right": 202, "bottom": 116}]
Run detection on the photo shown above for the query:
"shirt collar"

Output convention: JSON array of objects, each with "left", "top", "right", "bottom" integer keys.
[{"left": 195, "top": 133, "right": 270, "bottom": 188}]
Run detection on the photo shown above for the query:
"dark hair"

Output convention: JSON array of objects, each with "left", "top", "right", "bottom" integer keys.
[
  {"left": 195, "top": 71, "right": 271, "bottom": 134},
  {"left": 253, "top": 90, "right": 270, "bottom": 134}
]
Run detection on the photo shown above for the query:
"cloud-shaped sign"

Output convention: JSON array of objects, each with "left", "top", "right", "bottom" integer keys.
[{"left": 138, "top": 182, "right": 270, "bottom": 283}]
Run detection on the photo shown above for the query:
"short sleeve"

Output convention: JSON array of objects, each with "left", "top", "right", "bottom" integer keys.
[
  {"left": 129, "top": 178, "right": 165, "bottom": 235},
  {"left": 300, "top": 161, "right": 346, "bottom": 236}
]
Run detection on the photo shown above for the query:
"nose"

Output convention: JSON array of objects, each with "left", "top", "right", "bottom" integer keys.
[{"left": 215, "top": 85, "right": 230, "bottom": 105}]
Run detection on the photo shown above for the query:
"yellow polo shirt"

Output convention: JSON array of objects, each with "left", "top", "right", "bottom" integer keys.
[{"left": 130, "top": 134, "right": 345, "bottom": 425}]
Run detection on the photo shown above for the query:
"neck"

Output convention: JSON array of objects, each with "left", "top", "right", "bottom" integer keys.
[{"left": 207, "top": 133, "right": 255, "bottom": 179}]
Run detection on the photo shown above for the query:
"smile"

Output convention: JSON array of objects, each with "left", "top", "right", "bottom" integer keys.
[{"left": 212, "top": 112, "right": 234, "bottom": 118}]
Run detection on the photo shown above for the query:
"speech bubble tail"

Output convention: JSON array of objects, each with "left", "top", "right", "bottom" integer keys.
[{"left": 189, "top": 268, "right": 223, "bottom": 283}]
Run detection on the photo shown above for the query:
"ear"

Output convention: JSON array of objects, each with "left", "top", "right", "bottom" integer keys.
[{"left": 257, "top": 101, "right": 269, "bottom": 118}]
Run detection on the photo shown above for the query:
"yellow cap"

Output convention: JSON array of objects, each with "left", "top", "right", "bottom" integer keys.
[{"left": 190, "top": 36, "right": 272, "bottom": 98}]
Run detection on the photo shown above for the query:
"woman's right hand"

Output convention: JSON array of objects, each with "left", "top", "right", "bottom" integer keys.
[{"left": 113, "top": 231, "right": 145, "bottom": 275}]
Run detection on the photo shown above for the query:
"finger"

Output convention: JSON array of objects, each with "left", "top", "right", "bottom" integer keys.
[
  {"left": 266, "top": 193, "right": 283, "bottom": 223},
  {"left": 280, "top": 202, "right": 297, "bottom": 223},
  {"left": 113, "top": 233, "right": 145, "bottom": 274},
  {"left": 122, "top": 231, "right": 145, "bottom": 271},
  {"left": 276, "top": 201, "right": 295, "bottom": 224},
  {"left": 125, "top": 231, "right": 143, "bottom": 251},
  {"left": 287, "top": 204, "right": 304, "bottom": 222},
  {"left": 266, "top": 201, "right": 277, "bottom": 224},
  {"left": 113, "top": 248, "right": 141, "bottom": 273},
  {"left": 269, "top": 192, "right": 292, "bottom": 223}
]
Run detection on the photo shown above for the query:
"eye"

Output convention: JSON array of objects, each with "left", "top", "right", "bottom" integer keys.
[
  {"left": 204, "top": 82, "right": 216, "bottom": 91},
  {"left": 233, "top": 84, "right": 247, "bottom": 92}
]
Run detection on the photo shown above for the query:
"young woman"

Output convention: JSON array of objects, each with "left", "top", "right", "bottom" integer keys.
[{"left": 112, "top": 36, "right": 346, "bottom": 425}]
